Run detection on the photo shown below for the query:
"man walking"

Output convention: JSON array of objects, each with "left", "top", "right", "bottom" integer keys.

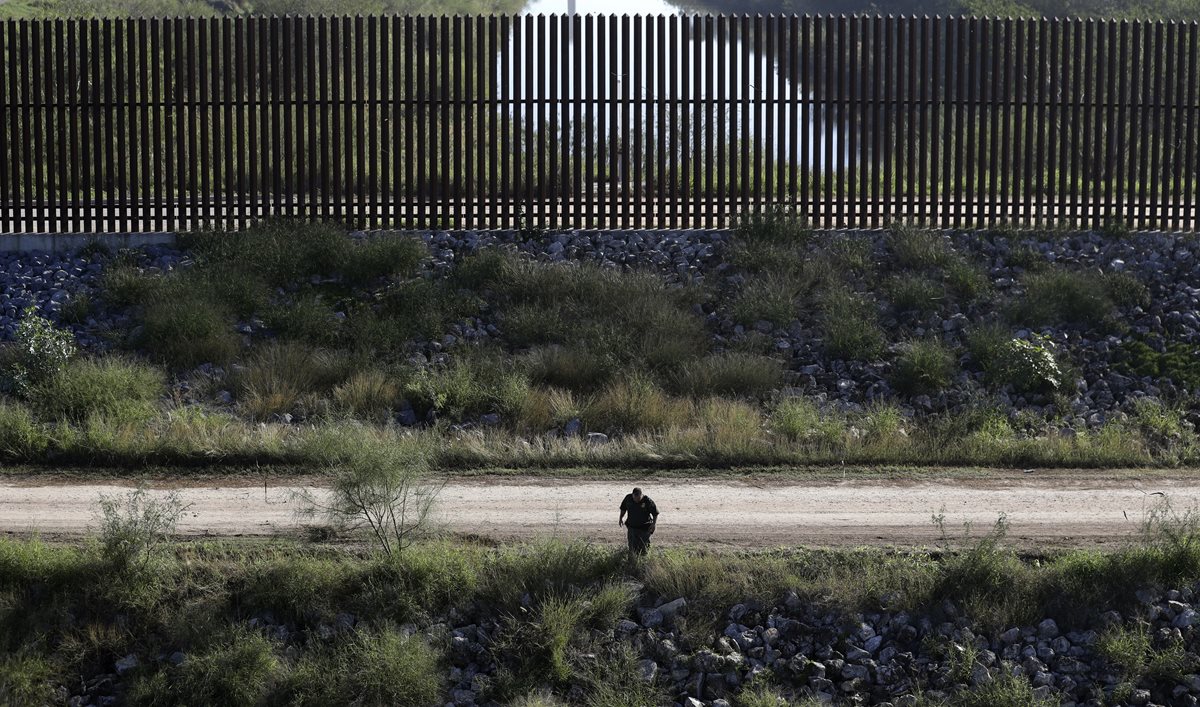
[{"left": 618, "top": 487, "right": 659, "bottom": 555}]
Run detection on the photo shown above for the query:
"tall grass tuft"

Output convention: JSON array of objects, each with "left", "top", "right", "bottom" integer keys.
[
  {"left": 669, "top": 353, "right": 784, "bottom": 398},
  {"left": 820, "top": 287, "right": 885, "bottom": 361},
  {"left": 892, "top": 339, "right": 957, "bottom": 396}
]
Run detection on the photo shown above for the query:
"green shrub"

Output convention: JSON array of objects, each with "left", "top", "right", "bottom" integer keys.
[
  {"left": 27, "top": 357, "right": 164, "bottom": 424},
  {"left": 820, "top": 287, "right": 885, "bottom": 360},
  {"left": 451, "top": 248, "right": 519, "bottom": 292},
  {"left": 1116, "top": 340, "right": 1200, "bottom": 391},
  {"left": 264, "top": 294, "right": 342, "bottom": 347},
  {"left": 2, "top": 307, "right": 78, "bottom": 394},
  {"left": 822, "top": 234, "right": 875, "bottom": 273},
  {"left": 982, "top": 336, "right": 1062, "bottom": 393},
  {"left": 669, "top": 353, "right": 783, "bottom": 397},
  {"left": 965, "top": 323, "right": 1009, "bottom": 372},
  {"left": 1010, "top": 270, "right": 1114, "bottom": 327},
  {"left": 885, "top": 274, "right": 944, "bottom": 314},
  {"left": 949, "top": 671, "right": 1055, "bottom": 707},
  {"left": 58, "top": 291, "right": 92, "bottom": 325},
  {"left": 341, "top": 234, "right": 428, "bottom": 285},
  {"left": 1007, "top": 244, "right": 1050, "bottom": 272},
  {"left": 187, "top": 266, "right": 272, "bottom": 319},
  {"left": 372, "top": 278, "right": 459, "bottom": 345},
  {"left": 888, "top": 224, "right": 952, "bottom": 270},
  {"left": 734, "top": 204, "right": 812, "bottom": 245},
  {"left": 514, "top": 386, "right": 581, "bottom": 431},
  {"left": 892, "top": 339, "right": 957, "bottom": 395},
  {"left": 138, "top": 295, "right": 239, "bottom": 368},
  {"left": 491, "top": 259, "right": 708, "bottom": 372},
  {"left": 405, "top": 356, "right": 530, "bottom": 420},
  {"left": 182, "top": 221, "right": 352, "bottom": 286},
  {"left": 1097, "top": 619, "right": 1198, "bottom": 686}
]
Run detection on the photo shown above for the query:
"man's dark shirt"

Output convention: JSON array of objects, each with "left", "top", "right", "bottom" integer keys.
[{"left": 620, "top": 494, "right": 658, "bottom": 529}]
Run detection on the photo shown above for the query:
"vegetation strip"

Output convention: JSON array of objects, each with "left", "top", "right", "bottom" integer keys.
[
  {"left": 3, "top": 218, "right": 1200, "bottom": 475},
  {"left": 6, "top": 503, "right": 1200, "bottom": 706}
]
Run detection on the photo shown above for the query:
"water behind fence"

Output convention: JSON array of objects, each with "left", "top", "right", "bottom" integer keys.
[{"left": 1, "top": 14, "right": 1197, "bottom": 234}]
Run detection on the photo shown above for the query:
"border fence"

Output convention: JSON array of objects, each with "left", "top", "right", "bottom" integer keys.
[{"left": 1, "top": 14, "right": 1198, "bottom": 234}]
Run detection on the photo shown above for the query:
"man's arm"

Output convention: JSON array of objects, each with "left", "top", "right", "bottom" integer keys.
[
  {"left": 648, "top": 499, "right": 660, "bottom": 523},
  {"left": 619, "top": 497, "right": 627, "bottom": 526}
]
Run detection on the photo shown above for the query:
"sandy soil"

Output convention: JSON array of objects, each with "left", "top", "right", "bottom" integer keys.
[{"left": 2, "top": 475, "right": 1195, "bottom": 548}]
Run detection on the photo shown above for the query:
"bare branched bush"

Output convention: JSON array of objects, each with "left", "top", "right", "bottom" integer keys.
[
  {"left": 95, "top": 485, "right": 188, "bottom": 575},
  {"left": 297, "top": 435, "right": 442, "bottom": 556}
]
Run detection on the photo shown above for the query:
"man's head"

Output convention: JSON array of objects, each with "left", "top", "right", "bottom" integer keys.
[{"left": 632, "top": 487, "right": 643, "bottom": 501}]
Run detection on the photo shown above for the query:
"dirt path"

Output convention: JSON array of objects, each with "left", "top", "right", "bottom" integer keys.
[{"left": 1, "top": 476, "right": 1194, "bottom": 548}]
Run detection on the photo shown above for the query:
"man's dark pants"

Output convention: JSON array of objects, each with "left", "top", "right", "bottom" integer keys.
[{"left": 627, "top": 526, "right": 652, "bottom": 554}]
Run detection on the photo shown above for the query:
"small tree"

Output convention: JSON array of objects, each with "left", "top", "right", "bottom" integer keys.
[
  {"left": 298, "top": 436, "right": 442, "bottom": 556},
  {"left": 95, "top": 485, "right": 188, "bottom": 575}
]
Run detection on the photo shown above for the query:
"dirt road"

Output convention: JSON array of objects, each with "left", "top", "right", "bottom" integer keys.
[{"left": 1, "top": 476, "right": 1195, "bottom": 548}]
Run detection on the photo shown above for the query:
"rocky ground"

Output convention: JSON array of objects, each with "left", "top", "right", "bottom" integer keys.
[{"left": 2, "top": 227, "right": 1198, "bottom": 434}]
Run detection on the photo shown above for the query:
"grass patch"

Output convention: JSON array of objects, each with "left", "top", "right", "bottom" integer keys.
[
  {"left": 886, "top": 274, "right": 944, "bottom": 314},
  {"left": 1116, "top": 340, "right": 1200, "bottom": 392},
  {"left": 732, "top": 273, "right": 800, "bottom": 326},
  {"left": 669, "top": 353, "right": 784, "bottom": 398},
  {"left": 332, "top": 368, "right": 404, "bottom": 423},
  {"left": 1009, "top": 269, "right": 1115, "bottom": 328},
  {"left": 340, "top": 234, "right": 428, "bottom": 285},
  {"left": 582, "top": 376, "right": 691, "bottom": 434},
  {"left": 137, "top": 294, "right": 240, "bottom": 369},
  {"left": 27, "top": 357, "right": 164, "bottom": 424},
  {"left": 944, "top": 257, "right": 991, "bottom": 301},
  {"left": 889, "top": 224, "right": 953, "bottom": 270},
  {"left": 488, "top": 256, "right": 708, "bottom": 373},
  {"left": 405, "top": 354, "right": 530, "bottom": 420},
  {"left": 524, "top": 346, "right": 613, "bottom": 393},
  {"left": 892, "top": 339, "right": 957, "bottom": 396},
  {"left": 232, "top": 343, "right": 350, "bottom": 421},
  {"left": 1097, "top": 619, "right": 1198, "bottom": 694},
  {"left": 820, "top": 287, "right": 885, "bottom": 360},
  {"left": 129, "top": 626, "right": 279, "bottom": 707},
  {"left": 734, "top": 204, "right": 812, "bottom": 246}
]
